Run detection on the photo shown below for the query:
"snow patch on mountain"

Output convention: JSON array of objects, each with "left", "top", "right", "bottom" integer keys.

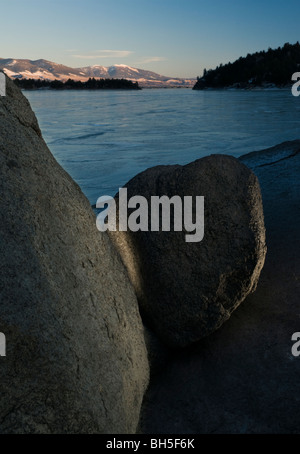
[
  {"left": 3, "top": 69, "right": 18, "bottom": 78},
  {"left": 114, "top": 64, "right": 139, "bottom": 73}
]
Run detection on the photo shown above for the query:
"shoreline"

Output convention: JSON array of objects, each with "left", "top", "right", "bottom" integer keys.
[{"left": 193, "top": 84, "right": 292, "bottom": 91}]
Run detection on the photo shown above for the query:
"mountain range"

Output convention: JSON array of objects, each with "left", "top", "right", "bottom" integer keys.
[{"left": 0, "top": 58, "right": 195, "bottom": 88}]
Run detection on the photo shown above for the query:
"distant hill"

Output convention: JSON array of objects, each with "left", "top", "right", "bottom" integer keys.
[
  {"left": 193, "top": 42, "right": 300, "bottom": 90},
  {"left": 0, "top": 58, "right": 195, "bottom": 88}
]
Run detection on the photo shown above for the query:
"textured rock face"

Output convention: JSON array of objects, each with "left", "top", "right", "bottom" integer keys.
[
  {"left": 109, "top": 155, "right": 266, "bottom": 347},
  {"left": 0, "top": 75, "right": 149, "bottom": 434}
]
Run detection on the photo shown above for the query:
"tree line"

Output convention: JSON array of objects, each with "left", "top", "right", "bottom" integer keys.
[
  {"left": 193, "top": 42, "right": 300, "bottom": 89},
  {"left": 14, "top": 77, "right": 141, "bottom": 90}
]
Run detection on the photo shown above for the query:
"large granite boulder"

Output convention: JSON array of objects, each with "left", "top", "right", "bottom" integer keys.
[
  {"left": 140, "top": 141, "right": 300, "bottom": 434},
  {"left": 0, "top": 75, "right": 149, "bottom": 434},
  {"left": 108, "top": 155, "right": 266, "bottom": 347}
]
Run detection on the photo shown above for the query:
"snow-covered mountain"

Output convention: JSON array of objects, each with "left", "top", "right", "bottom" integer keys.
[{"left": 0, "top": 58, "right": 195, "bottom": 88}]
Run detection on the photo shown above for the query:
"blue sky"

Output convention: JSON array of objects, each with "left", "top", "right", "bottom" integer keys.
[{"left": 1, "top": 0, "right": 300, "bottom": 77}]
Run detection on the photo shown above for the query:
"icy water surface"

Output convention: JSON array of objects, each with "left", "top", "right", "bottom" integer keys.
[{"left": 25, "top": 88, "right": 300, "bottom": 204}]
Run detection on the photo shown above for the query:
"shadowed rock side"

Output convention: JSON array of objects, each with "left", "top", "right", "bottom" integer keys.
[
  {"left": 0, "top": 75, "right": 149, "bottom": 434},
  {"left": 140, "top": 141, "right": 300, "bottom": 434},
  {"left": 108, "top": 156, "right": 266, "bottom": 348}
]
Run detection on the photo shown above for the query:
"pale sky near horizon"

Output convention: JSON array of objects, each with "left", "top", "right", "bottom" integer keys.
[{"left": 1, "top": 0, "right": 300, "bottom": 78}]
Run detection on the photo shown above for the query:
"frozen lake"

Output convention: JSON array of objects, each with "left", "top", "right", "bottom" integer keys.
[{"left": 25, "top": 88, "right": 300, "bottom": 204}]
